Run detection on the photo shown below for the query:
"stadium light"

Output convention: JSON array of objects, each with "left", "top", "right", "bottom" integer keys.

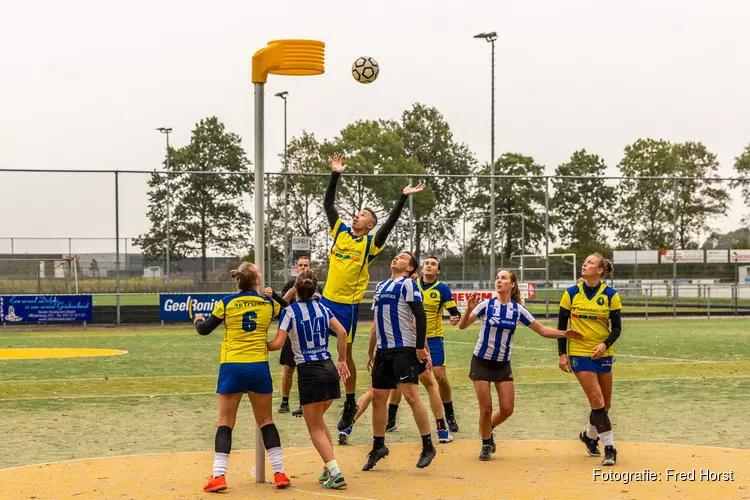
[
  {"left": 251, "top": 39, "right": 324, "bottom": 483},
  {"left": 155, "top": 127, "right": 172, "bottom": 288},
  {"left": 474, "top": 31, "right": 498, "bottom": 276}
]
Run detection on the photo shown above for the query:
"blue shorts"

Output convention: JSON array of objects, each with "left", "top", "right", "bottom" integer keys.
[
  {"left": 320, "top": 297, "right": 359, "bottom": 343},
  {"left": 569, "top": 356, "right": 613, "bottom": 373},
  {"left": 217, "top": 362, "right": 273, "bottom": 394},
  {"left": 427, "top": 337, "right": 446, "bottom": 367}
]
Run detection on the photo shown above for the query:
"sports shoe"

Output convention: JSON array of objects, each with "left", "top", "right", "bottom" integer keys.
[
  {"left": 602, "top": 445, "right": 617, "bottom": 466},
  {"left": 362, "top": 446, "right": 389, "bottom": 471},
  {"left": 323, "top": 473, "right": 347, "bottom": 490},
  {"left": 292, "top": 407, "right": 303, "bottom": 418},
  {"left": 203, "top": 474, "right": 227, "bottom": 492},
  {"left": 338, "top": 427, "right": 352, "bottom": 445},
  {"left": 437, "top": 428, "right": 454, "bottom": 444},
  {"left": 579, "top": 431, "right": 601, "bottom": 457},
  {"left": 385, "top": 418, "right": 398, "bottom": 433},
  {"left": 416, "top": 446, "right": 437, "bottom": 468},
  {"left": 479, "top": 444, "right": 493, "bottom": 461},
  {"left": 273, "top": 472, "right": 291, "bottom": 489},
  {"left": 447, "top": 415, "right": 459, "bottom": 433},
  {"left": 318, "top": 467, "right": 330, "bottom": 483},
  {"left": 489, "top": 433, "right": 496, "bottom": 454},
  {"left": 278, "top": 401, "right": 290, "bottom": 413},
  {"left": 338, "top": 400, "right": 358, "bottom": 431}
]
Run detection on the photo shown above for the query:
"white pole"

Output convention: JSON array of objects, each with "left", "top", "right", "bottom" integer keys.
[{"left": 253, "top": 82, "right": 266, "bottom": 483}]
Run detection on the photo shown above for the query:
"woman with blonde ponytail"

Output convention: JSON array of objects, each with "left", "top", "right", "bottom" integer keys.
[{"left": 458, "top": 269, "right": 582, "bottom": 461}]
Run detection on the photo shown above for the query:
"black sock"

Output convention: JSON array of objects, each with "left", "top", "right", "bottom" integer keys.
[
  {"left": 436, "top": 418, "right": 447, "bottom": 431},
  {"left": 421, "top": 434, "right": 433, "bottom": 449},
  {"left": 373, "top": 436, "right": 385, "bottom": 450},
  {"left": 482, "top": 437, "right": 492, "bottom": 446},
  {"left": 215, "top": 425, "right": 232, "bottom": 454},
  {"left": 388, "top": 403, "right": 399, "bottom": 422},
  {"left": 282, "top": 396, "right": 289, "bottom": 404},
  {"left": 346, "top": 393, "right": 356, "bottom": 404},
  {"left": 443, "top": 401, "right": 454, "bottom": 419},
  {"left": 590, "top": 407, "right": 612, "bottom": 434},
  {"left": 260, "top": 423, "right": 281, "bottom": 450}
]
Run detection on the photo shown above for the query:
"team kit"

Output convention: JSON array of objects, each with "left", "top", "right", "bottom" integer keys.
[{"left": 192, "top": 155, "right": 623, "bottom": 493}]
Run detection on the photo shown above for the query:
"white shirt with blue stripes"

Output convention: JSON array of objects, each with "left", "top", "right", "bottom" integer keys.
[
  {"left": 472, "top": 298, "right": 535, "bottom": 362},
  {"left": 372, "top": 276, "right": 423, "bottom": 349},
  {"left": 278, "top": 300, "right": 334, "bottom": 365}
]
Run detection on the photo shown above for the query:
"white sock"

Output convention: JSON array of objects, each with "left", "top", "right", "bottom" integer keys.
[
  {"left": 599, "top": 430, "right": 614, "bottom": 447},
  {"left": 326, "top": 459, "right": 340, "bottom": 477},
  {"left": 267, "top": 447, "right": 285, "bottom": 474},
  {"left": 586, "top": 424, "right": 598, "bottom": 439},
  {"left": 213, "top": 452, "right": 229, "bottom": 478}
]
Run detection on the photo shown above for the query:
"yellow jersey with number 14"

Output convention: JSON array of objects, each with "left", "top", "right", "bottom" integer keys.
[
  {"left": 559, "top": 282, "right": 622, "bottom": 357},
  {"left": 417, "top": 279, "right": 458, "bottom": 339},
  {"left": 322, "top": 218, "right": 385, "bottom": 305},
  {"left": 210, "top": 291, "right": 281, "bottom": 364}
]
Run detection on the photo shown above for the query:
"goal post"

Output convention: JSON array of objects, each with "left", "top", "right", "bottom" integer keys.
[{"left": 0, "top": 256, "right": 80, "bottom": 295}]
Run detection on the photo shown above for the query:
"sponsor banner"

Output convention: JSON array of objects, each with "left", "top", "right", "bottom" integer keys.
[
  {"left": 159, "top": 293, "right": 227, "bottom": 321},
  {"left": 706, "top": 250, "right": 729, "bottom": 264},
  {"left": 0, "top": 295, "right": 92, "bottom": 323},
  {"left": 660, "top": 250, "right": 704, "bottom": 264},
  {"left": 730, "top": 250, "right": 750, "bottom": 263},
  {"left": 613, "top": 250, "right": 659, "bottom": 265},
  {"left": 451, "top": 283, "right": 536, "bottom": 310},
  {"left": 292, "top": 236, "right": 311, "bottom": 251}
]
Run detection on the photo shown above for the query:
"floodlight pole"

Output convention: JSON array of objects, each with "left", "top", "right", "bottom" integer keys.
[{"left": 156, "top": 127, "right": 172, "bottom": 289}]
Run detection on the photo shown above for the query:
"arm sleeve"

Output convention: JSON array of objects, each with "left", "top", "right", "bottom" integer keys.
[
  {"left": 272, "top": 292, "right": 288, "bottom": 311},
  {"left": 407, "top": 300, "right": 427, "bottom": 349},
  {"left": 440, "top": 285, "right": 459, "bottom": 316},
  {"left": 447, "top": 305, "right": 461, "bottom": 316},
  {"left": 195, "top": 314, "right": 223, "bottom": 336},
  {"left": 557, "top": 307, "right": 571, "bottom": 355},
  {"left": 603, "top": 309, "right": 622, "bottom": 348},
  {"left": 324, "top": 172, "right": 341, "bottom": 229},
  {"left": 374, "top": 194, "right": 408, "bottom": 248},
  {"left": 281, "top": 280, "right": 294, "bottom": 297}
]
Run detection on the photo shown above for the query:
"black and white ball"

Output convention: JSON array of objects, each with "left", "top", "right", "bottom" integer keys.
[{"left": 351, "top": 56, "right": 379, "bottom": 84}]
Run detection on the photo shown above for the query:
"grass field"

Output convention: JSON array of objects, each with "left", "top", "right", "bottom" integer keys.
[{"left": 1, "top": 318, "right": 749, "bottom": 470}]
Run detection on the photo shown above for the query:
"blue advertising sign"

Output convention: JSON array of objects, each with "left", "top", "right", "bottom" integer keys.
[
  {"left": 159, "top": 293, "right": 228, "bottom": 321},
  {"left": 0, "top": 295, "right": 93, "bottom": 323}
]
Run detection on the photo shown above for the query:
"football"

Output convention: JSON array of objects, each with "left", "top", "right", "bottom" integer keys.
[{"left": 351, "top": 56, "right": 379, "bottom": 84}]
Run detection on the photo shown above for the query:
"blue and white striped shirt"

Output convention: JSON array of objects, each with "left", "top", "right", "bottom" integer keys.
[
  {"left": 278, "top": 300, "right": 334, "bottom": 364},
  {"left": 372, "top": 276, "right": 423, "bottom": 349},
  {"left": 472, "top": 298, "right": 535, "bottom": 362}
]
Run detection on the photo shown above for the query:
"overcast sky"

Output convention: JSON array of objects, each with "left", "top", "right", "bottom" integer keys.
[{"left": 1, "top": 0, "right": 748, "bottom": 255}]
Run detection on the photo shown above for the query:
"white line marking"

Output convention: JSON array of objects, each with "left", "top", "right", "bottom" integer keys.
[{"left": 0, "top": 391, "right": 215, "bottom": 402}]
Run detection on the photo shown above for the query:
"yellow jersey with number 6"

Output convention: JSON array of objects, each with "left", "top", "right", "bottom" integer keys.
[
  {"left": 559, "top": 282, "right": 622, "bottom": 357},
  {"left": 211, "top": 291, "right": 281, "bottom": 364}
]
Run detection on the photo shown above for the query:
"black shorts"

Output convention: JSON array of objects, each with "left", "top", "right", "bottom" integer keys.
[
  {"left": 469, "top": 355, "right": 513, "bottom": 382},
  {"left": 278, "top": 337, "right": 296, "bottom": 367},
  {"left": 297, "top": 359, "right": 341, "bottom": 406},
  {"left": 372, "top": 347, "right": 419, "bottom": 390}
]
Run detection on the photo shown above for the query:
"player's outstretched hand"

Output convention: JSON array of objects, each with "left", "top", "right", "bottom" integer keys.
[
  {"left": 403, "top": 182, "right": 426, "bottom": 196},
  {"left": 337, "top": 361, "right": 350, "bottom": 383},
  {"left": 466, "top": 292, "right": 481, "bottom": 311},
  {"left": 564, "top": 328, "right": 584, "bottom": 340},
  {"left": 591, "top": 343, "right": 607, "bottom": 360},
  {"left": 449, "top": 315, "right": 460, "bottom": 325},
  {"left": 262, "top": 287, "right": 273, "bottom": 298},
  {"left": 329, "top": 154, "right": 345, "bottom": 173},
  {"left": 193, "top": 314, "right": 205, "bottom": 324},
  {"left": 558, "top": 354, "right": 572, "bottom": 373}
]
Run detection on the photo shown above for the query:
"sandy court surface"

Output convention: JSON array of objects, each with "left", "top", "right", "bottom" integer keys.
[
  {"left": 1, "top": 440, "right": 748, "bottom": 499},
  {"left": 0, "top": 348, "right": 127, "bottom": 359}
]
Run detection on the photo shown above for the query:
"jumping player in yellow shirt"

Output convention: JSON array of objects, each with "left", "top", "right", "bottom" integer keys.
[
  {"left": 322, "top": 154, "right": 425, "bottom": 433},
  {"left": 557, "top": 253, "right": 623, "bottom": 466},
  {"left": 193, "top": 262, "right": 291, "bottom": 492}
]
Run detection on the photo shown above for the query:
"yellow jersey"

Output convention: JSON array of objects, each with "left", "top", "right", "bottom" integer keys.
[
  {"left": 322, "top": 218, "right": 385, "bottom": 305},
  {"left": 559, "top": 282, "right": 622, "bottom": 357},
  {"left": 417, "top": 278, "right": 458, "bottom": 339},
  {"left": 211, "top": 291, "right": 281, "bottom": 363}
]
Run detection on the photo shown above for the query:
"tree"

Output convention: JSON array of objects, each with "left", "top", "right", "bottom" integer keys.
[
  {"left": 616, "top": 138, "right": 729, "bottom": 250},
  {"left": 467, "top": 153, "right": 547, "bottom": 261},
  {"left": 399, "top": 103, "right": 477, "bottom": 258},
  {"left": 702, "top": 228, "right": 750, "bottom": 249},
  {"left": 733, "top": 143, "right": 750, "bottom": 223},
  {"left": 552, "top": 150, "right": 615, "bottom": 260},
  {"left": 135, "top": 117, "right": 252, "bottom": 282}
]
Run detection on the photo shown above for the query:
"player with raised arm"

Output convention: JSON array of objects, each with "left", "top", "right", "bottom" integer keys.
[
  {"left": 386, "top": 256, "right": 461, "bottom": 436},
  {"left": 557, "top": 253, "right": 622, "bottom": 466},
  {"left": 321, "top": 154, "right": 425, "bottom": 433},
  {"left": 193, "top": 262, "right": 291, "bottom": 492},
  {"left": 459, "top": 269, "right": 582, "bottom": 461},
  {"left": 362, "top": 252, "right": 437, "bottom": 471}
]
